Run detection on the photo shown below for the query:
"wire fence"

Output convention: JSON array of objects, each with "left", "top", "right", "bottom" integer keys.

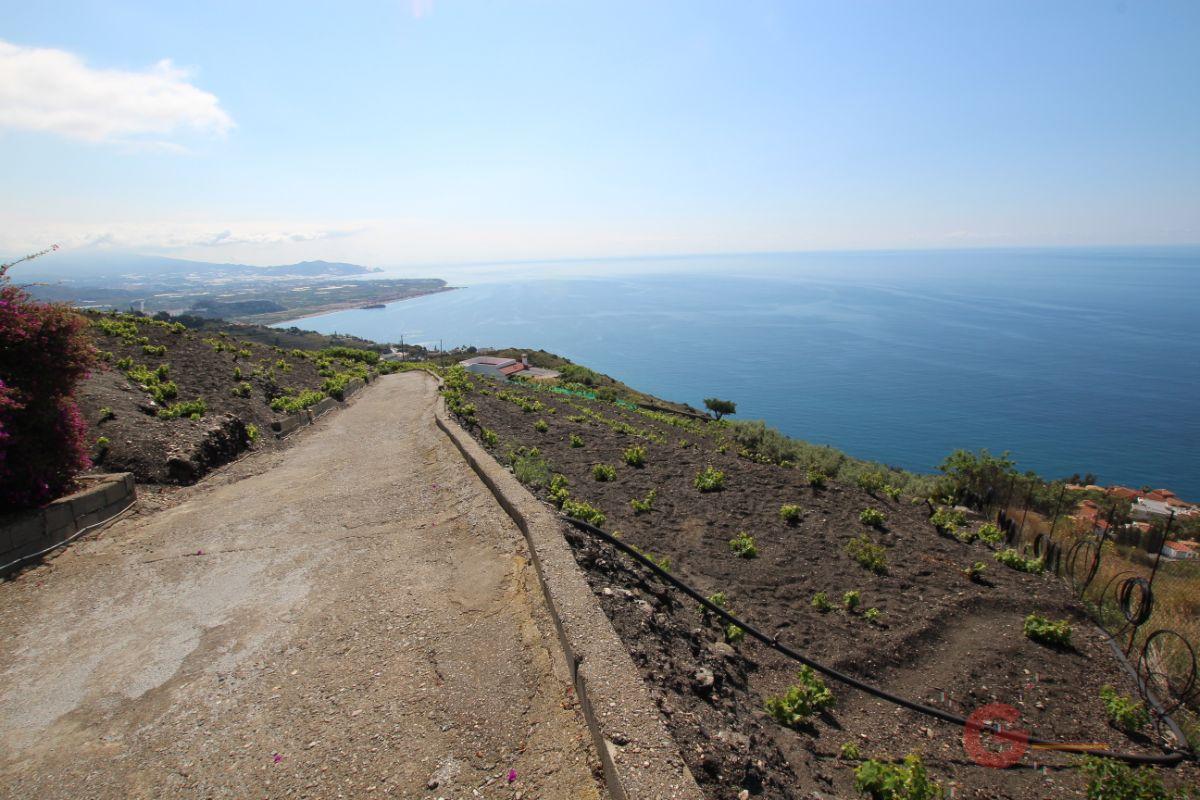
[{"left": 961, "top": 477, "right": 1200, "bottom": 744}]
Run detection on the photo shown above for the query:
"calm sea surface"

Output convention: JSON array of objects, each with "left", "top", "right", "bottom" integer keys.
[{"left": 280, "top": 248, "right": 1200, "bottom": 497}]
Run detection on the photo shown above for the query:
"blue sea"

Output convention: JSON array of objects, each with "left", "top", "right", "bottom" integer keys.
[{"left": 280, "top": 248, "right": 1200, "bottom": 498}]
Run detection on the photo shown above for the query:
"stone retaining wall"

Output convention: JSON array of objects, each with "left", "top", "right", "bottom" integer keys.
[
  {"left": 1, "top": 473, "right": 135, "bottom": 575},
  {"left": 433, "top": 386, "right": 703, "bottom": 800}
]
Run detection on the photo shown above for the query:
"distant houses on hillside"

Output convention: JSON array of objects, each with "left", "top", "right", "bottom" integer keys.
[
  {"left": 459, "top": 354, "right": 560, "bottom": 382},
  {"left": 1067, "top": 483, "right": 1199, "bottom": 560}
]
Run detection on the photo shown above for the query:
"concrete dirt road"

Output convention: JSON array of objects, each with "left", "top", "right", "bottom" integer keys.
[{"left": 0, "top": 373, "right": 603, "bottom": 799}]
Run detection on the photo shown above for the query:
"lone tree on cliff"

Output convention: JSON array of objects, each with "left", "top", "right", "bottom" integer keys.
[{"left": 704, "top": 397, "right": 737, "bottom": 420}]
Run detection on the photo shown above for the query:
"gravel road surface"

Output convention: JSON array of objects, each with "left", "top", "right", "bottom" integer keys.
[{"left": 0, "top": 372, "right": 602, "bottom": 799}]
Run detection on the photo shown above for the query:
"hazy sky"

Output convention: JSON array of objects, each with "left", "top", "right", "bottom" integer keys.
[{"left": 1, "top": 1, "right": 1198, "bottom": 267}]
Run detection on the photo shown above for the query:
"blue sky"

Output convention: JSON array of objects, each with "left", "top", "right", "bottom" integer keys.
[{"left": 1, "top": 1, "right": 1198, "bottom": 267}]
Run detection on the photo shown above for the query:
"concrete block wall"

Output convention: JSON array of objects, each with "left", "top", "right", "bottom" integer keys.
[{"left": 1, "top": 473, "right": 135, "bottom": 574}]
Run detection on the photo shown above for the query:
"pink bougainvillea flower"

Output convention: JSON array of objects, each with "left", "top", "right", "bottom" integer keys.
[{"left": 507, "top": 769, "right": 517, "bottom": 783}]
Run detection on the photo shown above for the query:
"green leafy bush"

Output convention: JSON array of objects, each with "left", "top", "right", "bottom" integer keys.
[
  {"left": 811, "top": 591, "right": 832, "bottom": 612},
  {"left": 843, "top": 590, "right": 861, "bottom": 611},
  {"left": 840, "top": 741, "right": 862, "bottom": 760},
  {"left": 561, "top": 498, "right": 606, "bottom": 526},
  {"left": 860, "top": 507, "right": 887, "bottom": 528},
  {"left": 694, "top": 466, "right": 725, "bottom": 492},
  {"left": 930, "top": 506, "right": 967, "bottom": 534},
  {"left": 1024, "top": 613, "right": 1072, "bottom": 646},
  {"left": 511, "top": 449, "right": 551, "bottom": 487},
  {"left": 965, "top": 562, "right": 987, "bottom": 581},
  {"left": 592, "top": 463, "right": 616, "bottom": 481},
  {"left": 231, "top": 382, "right": 252, "bottom": 398},
  {"left": 481, "top": 428, "right": 498, "bottom": 448},
  {"left": 95, "top": 436, "right": 110, "bottom": 448},
  {"left": 98, "top": 406, "right": 114, "bottom": 422},
  {"left": 725, "top": 623, "right": 746, "bottom": 644},
  {"left": 570, "top": 433, "right": 584, "bottom": 448},
  {"left": 548, "top": 473, "right": 570, "bottom": 507},
  {"left": 854, "top": 754, "right": 943, "bottom": 800},
  {"left": 978, "top": 523, "right": 1003, "bottom": 544},
  {"left": 856, "top": 471, "right": 887, "bottom": 496},
  {"left": 246, "top": 424, "right": 260, "bottom": 442},
  {"left": 1100, "top": 686, "right": 1150, "bottom": 733},
  {"left": 780, "top": 504, "right": 803, "bottom": 524},
  {"left": 729, "top": 531, "right": 758, "bottom": 558},
  {"left": 847, "top": 534, "right": 888, "bottom": 574},
  {"left": 534, "top": 418, "right": 549, "bottom": 432},
  {"left": 883, "top": 485, "right": 902, "bottom": 502},
  {"left": 142, "top": 343, "right": 166, "bottom": 356},
  {"left": 157, "top": 398, "right": 207, "bottom": 420},
  {"left": 864, "top": 607, "right": 883, "bottom": 624},
  {"left": 995, "top": 548, "right": 1045, "bottom": 574},
  {"left": 1078, "top": 755, "right": 1188, "bottom": 800},
  {"left": 622, "top": 445, "right": 646, "bottom": 467},
  {"left": 271, "top": 390, "right": 325, "bottom": 413},
  {"left": 807, "top": 468, "right": 827, "bottom": 488},
  {"left": 954, "top": 526, "right": 978, "bottom": 544},
  {"left": 764, "top": 666, "right": 835, "bottom": 727},
  {"left": 630, "top": 489, "right": 656, "bottom": 514}
]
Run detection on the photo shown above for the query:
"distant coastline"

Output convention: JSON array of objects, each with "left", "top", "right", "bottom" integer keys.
[{"left": 249, "top": 286, "right": 459, "bottom": 325}]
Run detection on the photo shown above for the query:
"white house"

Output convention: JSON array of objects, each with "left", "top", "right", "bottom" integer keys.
[
  {"left": 459, "top": 354, "right": 560, "bottom": 382},
  {"left": 1131, "top": 497, "right": 1177, "bottom": 522},
  {"left": 1160, "top": 540, "right": 1200, "bottom": 560}
]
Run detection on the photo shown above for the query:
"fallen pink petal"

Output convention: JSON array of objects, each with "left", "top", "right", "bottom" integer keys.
[
  {"left": 273, "top": 753, "right": 283, "bottom": 763},
  {"left": 506, "top": 769, "right": 517, "bottom": 783}
]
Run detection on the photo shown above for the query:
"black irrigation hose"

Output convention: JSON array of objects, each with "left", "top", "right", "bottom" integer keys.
[{"left": 563, "top": 515, "right": 1193, "bottom": 768}]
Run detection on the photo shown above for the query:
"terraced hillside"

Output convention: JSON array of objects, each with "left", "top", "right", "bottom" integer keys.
[
  {"left": 79, "top": 311, "right": 390, "bottom": 484},
  {"left": 446, "top": 369, "right": 1197, "bottom": 799}
]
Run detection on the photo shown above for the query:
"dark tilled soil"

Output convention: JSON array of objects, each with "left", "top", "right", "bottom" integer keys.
[
  {"left": 460, "top": 378, "right": 1198, "bottom": 799},
  {"left": 79, "top": 314, "right": 330, "bottom": 484}
]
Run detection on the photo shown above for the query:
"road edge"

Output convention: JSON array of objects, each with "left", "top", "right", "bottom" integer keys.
[{"left": 432, "top": 381, "right": 704, "bottom": 800}]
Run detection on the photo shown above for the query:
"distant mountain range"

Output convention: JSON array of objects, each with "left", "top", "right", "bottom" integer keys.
[{"left": 9, "top": 251, "right": 381, "bottom": 285}]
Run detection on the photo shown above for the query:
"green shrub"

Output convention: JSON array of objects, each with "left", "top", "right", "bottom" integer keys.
[
  {"left": 978, "top": 523, "right": 1003, "bottom": 544},
  {"left": 860, "top": 508, "right": 887, "bottom": 528},
  {"left": 630, "top": 489, "right": 656, "bottom": 514},
  {"left": 694, "top": 466, "right": 725, "bottom": 492},
  {"left": 98, "top": 406, "right": 114, "bottom": 422},
  {"left": 512, "top": 450, "right": 551, "bottom": 487},
  {"left": 1100, "top": 686, "right": 1150, "bottom": 733},
  {"left": 96, "top": 436, "right": 110, "bottom": 448},
  {"left": 246, "top": 423, "right": 260, "bottom": 442},
  {"left": 561, "top": 498, "right": 606, "bottom": 527},
  {"left": 157, "top": 398, "right": 207, "bottom": 420},
  {"left": 840, "top": 741, "right": 862, "bottom": 760},
  {"left": 142, "top": 343, "right": 166, "bottom": 356},
  {"left": 1078, "top": 755, "right": 1188, "bottom": 800},
  {"left": 1024, "top": 614, "right": 1072, "bottom": 647},
  {"left": 847, "top": 534, "right": 888, "bottom": 574},
  {"left": 622, "top": 445, "right": 646, "bottom": 467},
  {"left": 764, "top": 666, "right": 835, "bottom": 727},
  {"left": 780, "top": 504, "right": 803, "bottom": 524},
  {"left": 995, "top": 548, "right": 1045, "bottom": 574},
  {"left": 231, "top": 382, "right": 252, "bottom": 398},
  {"left": 570, "top": 433, "right": 584, "bottom": 448},
  {"left": 729, "top": 531, "right": 758, "bottom": 558},
  {"left": 854, "top": 754, "right": 943, "bottom": 800},
  {"left": 812, "top": 591, "right": 832, "bottom": 612},
  {"left": 481, "top": 428, "right": 498, "bottom": 448},
  {"left": 534, "top": 418, "right": 549, "bottom": 432},
  {"left": 233, "top": 366, "right": 243, "bottom": 380},
  {"left": 592, "top": 463, "right": 616, "bottom": 482},
  {"left": 930, "top": 506, "right": 967, "bottom": 534},
  {"left": 548, "top": 473, "right": 570, "bottom": 507},
  {"left": 725, "top": 623, "right": 745, "bottom": 644},
  {"left": 807, "top": 468, "right": 827, "bottom": 488},
  {"left": 883, "top": 485, "right": 902, "bottom": 502},
  {"left": 271, "top": 390, "right": 325, "bottom": 413},
  {"left": 843, "top": 590, "right": 861, "bottom": 611},
  {"left": 965, "top": 562, "right": 987, "bottom": 581},
  {"left": 954, "top": 526, "right": 978, "bottom": 544},
  {"left": 856, "top": 471, "right": 887, "bottom": 496},
  {"left": 864, "top": 607, "right": 883, "bottom": 624},
  {"left": 115, "top": 356, "right": 133, "bottom": 370}
]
